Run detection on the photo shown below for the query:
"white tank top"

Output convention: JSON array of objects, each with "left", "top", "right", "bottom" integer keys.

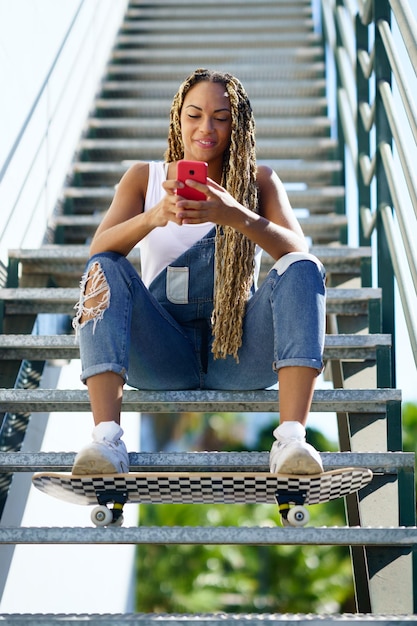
[
  {"left": 138, "top": 161, "right": 262, "bottom": 288},
  {"left": 139, "top": 162, "right": 213, "bottom": 287}
]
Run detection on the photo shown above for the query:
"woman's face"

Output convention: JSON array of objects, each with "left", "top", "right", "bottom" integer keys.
[{"left": 180, "top": 80, "right": 232, "bottom": 167}]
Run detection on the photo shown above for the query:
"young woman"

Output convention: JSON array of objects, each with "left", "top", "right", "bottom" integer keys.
[{"left": 72, "top": 68, "right": 326, "bottom": 475}]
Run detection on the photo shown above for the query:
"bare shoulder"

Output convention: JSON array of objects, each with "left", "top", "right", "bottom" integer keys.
[
  {"left": 118, "top": 161, "right": 149, "bottom": 195},
  {"left": 256, "top": 165, "right": 288, "bottom": 206},
  {"left": 254, "top": 164, "right": 302, "bottom": 232},
  {"left": 100, "top": 161, "right": 150, "bottom": 227},
  {"left": 256, "top": 164, "right": 282, "bottom": 190}
]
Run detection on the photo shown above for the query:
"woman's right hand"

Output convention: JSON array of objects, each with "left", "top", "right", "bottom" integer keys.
[{"left": 151, "top": 179, "right": 187, "bottom": 227}]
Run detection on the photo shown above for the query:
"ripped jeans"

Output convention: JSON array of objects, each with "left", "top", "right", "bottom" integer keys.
[{"left": 73, "top": 250, "right": 326, "bottom": 391}]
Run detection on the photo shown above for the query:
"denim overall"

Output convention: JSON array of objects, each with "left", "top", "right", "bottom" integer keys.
[{"left": 74, "top": 230, "right": 326, "bottom": 391}]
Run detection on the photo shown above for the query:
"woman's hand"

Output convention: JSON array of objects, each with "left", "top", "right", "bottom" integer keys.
[
  {"left": 172, "top": 169, "right": 309, "bottom": 259},
  {"left": 173, "top": 177, "right": 238, "bottom": 226},
  {"left": 153, "top": 179, "right": 191, "bottom": 226}
]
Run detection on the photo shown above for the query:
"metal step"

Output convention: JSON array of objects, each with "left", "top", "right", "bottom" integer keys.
[
  {"left": 1, "top": 525, "right": 416, "bottom": 546},
  {"left": 129, "top": 0, "right": 313, "bottom": 6},
  {"left": 8, "top": 244, "right": 369, "bottom": 273},
  {"left": 93, "top": 96, "right": 329, "bottom": 118},
  {"left": 123, "top": 3, "right": 313, "bottom": 15},
  {"left": 76, "top": 137, "right": 338, "bottom": 161},
  {"left": 0, "top": 287, "right": 381, "bottom": 317},
  {"left": 100, "top": 79, "right": 326, "bottom": 99},
  {"left": 114, "top": 32, "right": 322, "bottom": 50},
  {"left": 120, "top": 18, "right": 316, "bottom": 35},
  {"left": 69, "top": 160, "right": 342, "bottom": 187},
  {"left": 86, "top": 116, "right": 332, "bottom": 139},
  {"left": 6, "top": 245, "right": 369, "bottom": 289},
  {"left": 1, "top": 615, "right": 416, "bottom": 626},
  {"left": 126, "top": 3, "right": 313, "bottom": 19},
  {"left": 0, "top": 333, "right": 391, "bottom": 362},
  {"left": 60, "top": 186, "right": 344, "bottom": 214},
  {"left": 0, "top": 451, "right": 412, "bottom": 473},
  {"left": 0, "top": 388, "right": 401, "bottom": 414},
  {"left": 50, "top": 213, "right": 348, "bottom": 235},
  {"left": 105, "top": 62, "right": 326, "bottom": 81},
  {"left": 128, "top": 0, "right": 311, "bottom": 4},
  {"left": 110, "top": 48, "right": 325, "bottom": 66}
]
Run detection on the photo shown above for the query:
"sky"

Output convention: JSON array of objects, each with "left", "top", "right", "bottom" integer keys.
[{"left": 0, "top": 0, "right": 79, "bottom": 166}]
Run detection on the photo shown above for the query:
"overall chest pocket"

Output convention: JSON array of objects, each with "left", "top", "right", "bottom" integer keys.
[
  {"left": 166, "top": 266, "right": 189, "bottom": 304},
  {"left": 149, "top": 230, "right": 216, "bottom": 320}
]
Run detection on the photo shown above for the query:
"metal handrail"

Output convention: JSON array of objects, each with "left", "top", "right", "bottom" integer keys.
[
  {"left": 378, "top": 18, "right": 417, "bottom": 146},
  {"left": 320, "top": 0, "right": 417, "bottom": 375},
  {"left": 389, "top": 0, "right": 417, "bottom": 71},
  {"left": 0, "top": 0, "right": 128, "bottom": 268},
  {"left": 0, "top": 1, "right": 84, "bottom": 184}
]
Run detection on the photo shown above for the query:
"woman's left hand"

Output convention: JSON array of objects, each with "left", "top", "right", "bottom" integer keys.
[
  {"left": 175, "top": 178, "right": 238, "bottom": 226},
  {"left": 175, "top": 168, "right": 309, "bottom": 259}
]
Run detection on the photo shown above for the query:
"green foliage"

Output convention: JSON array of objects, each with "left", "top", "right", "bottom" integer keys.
[
  {"left": 402, "top": 403, "right": 417, "bottom": 521},
  {"left": 135, "top": 499, "right": 354, "bottom": 613},
  {"left": 135, "top": 403, "right": 417, "bottom": 612},
  {"left": 135, "top": 413, "right": 355, "bottom": 613},
  {"left": 402, "top": 402, "right": 417, "bottom": 454}
]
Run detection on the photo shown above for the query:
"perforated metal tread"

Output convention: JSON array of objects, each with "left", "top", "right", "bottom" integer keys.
[
  {"left": 1, "top": 614, "right": 417, "bottom": 625},
  {"left": 0, "top": 333, "right": 391, "bottom": 361},
  {"left": 0, "top": 388, "right": 401, "bottom": 413},
  {"left": 1, "top": 451, "right": 411, "bottom": 473},
  {"left": 1, "top": 526, "right": 417, "bottom": 546},
  {"left": 0, "top": 287, "right": 380, "bottom": 316}
]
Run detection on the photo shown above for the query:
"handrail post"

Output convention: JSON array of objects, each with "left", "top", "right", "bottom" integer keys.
[
  {"left": 335, "top": 0, "right": 348, "bottom": 243},
  {"left": 356, "top": 12, "right": 372, "bottom": 287},
  {"left": 356, "top": 15, "right": 371, "bottom": 248},
  {"left": 374, "top": 0, "right": 396, "bottom": 385}
]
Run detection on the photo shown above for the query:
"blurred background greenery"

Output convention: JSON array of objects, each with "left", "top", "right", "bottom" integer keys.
[{"left": 134, "top": 404, "right": 417, "bottom": 613}]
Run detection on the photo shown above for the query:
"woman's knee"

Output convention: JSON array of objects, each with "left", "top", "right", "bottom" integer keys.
[
  {"left": 73, "top": 259, "right": 111, "bottom": 331},
  {"left": 271, "top": 252, "right": 325, "bottom": 278},
  {"left": 72, "top": 252, "right": 131, "bottom": 331}
]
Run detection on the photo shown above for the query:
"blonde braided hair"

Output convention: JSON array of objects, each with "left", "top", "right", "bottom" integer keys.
[{"left": 164, "top": 69, "right": 259, "bottom": 361}]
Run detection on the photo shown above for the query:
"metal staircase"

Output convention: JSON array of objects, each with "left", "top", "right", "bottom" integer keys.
[{"left": 0, "top": 0, "right": 416, "bottom": 621}]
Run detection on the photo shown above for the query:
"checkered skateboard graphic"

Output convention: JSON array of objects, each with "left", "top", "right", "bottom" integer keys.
[{"left": 32, "top": 469, "right": 373, "bottom": 506}]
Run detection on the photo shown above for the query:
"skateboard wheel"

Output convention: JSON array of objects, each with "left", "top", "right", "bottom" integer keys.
[
  {"left": 91, "top": 505, "right": 113, "bottom": 527},
  {"left": 287, "top": 505, "right": 309, "bottom": 527}
]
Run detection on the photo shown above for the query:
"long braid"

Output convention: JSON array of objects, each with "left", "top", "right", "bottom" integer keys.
[{"left": 164, "top": 69, "right": 259, "bottom": 361}]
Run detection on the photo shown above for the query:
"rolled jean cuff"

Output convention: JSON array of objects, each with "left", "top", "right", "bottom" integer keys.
[
  {"left": 271, "top": 252, "right": 324, "bottom": 276},
  {"left": 80, "top": 363, "right": 128, "bottom": 385},
  {"left": 273, "top": 358, "right": 323, "bottom": 374}
]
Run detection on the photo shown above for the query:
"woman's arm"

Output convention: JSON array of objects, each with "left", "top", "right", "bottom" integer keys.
[
  {"left": 89, "top": 162, "right": 184, "bottom": 257},
  {"left": 237, "top": 165, "right": 308, "bottom": 258},
  {"left": 176, "top": 165, "right": 308, "bottom": 260}
]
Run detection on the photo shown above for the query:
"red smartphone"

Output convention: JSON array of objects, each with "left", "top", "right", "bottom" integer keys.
[{"left": 176, "top": 160, "right": 208, "bottom": 201}]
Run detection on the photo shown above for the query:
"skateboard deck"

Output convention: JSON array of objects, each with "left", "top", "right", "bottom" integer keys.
[{"left": 32, "top": 468, "right": 373, "bottom": 527}]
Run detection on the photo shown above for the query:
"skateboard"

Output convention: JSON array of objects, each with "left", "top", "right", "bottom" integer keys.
[{"left": 32, "top": 468, "right": 372, "bottom": 527}]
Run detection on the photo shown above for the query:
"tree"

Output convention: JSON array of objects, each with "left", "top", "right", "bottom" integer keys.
[
  {"left": 402, "top": 402, "right": 417, "bottom": 456},
  {"left": 135, "top": 413, "right": 355, "bottom": 613}
]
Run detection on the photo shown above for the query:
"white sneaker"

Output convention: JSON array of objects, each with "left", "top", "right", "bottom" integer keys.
[
  {"left": 72, "top": 421, "right": 129, "bottom": 475},
  {"left": 269, "top": 422, "right": 323, "bottom": 475}
]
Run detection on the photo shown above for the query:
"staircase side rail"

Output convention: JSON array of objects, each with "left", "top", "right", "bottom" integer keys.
[
  {"left": 0, "top": 0, "right": 128, "bottom": 271},
  {"left": 320, "top": 0, "right": 417, "bottom": 380}
]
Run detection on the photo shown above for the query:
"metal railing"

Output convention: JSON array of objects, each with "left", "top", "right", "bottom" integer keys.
[
  {"left": 0, "top": 0, "right": 128, "bottom": 271},
  {"left": 320, "top": 0, "right": 417, "bottom": 384}
]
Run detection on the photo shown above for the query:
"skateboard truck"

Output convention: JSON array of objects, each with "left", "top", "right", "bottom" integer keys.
[
  {"left": 91, "top": 490, "right": 128, "bottom": 527},
  {"left": 275, "top": 489, "right": 310, "bottom": 527}
]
